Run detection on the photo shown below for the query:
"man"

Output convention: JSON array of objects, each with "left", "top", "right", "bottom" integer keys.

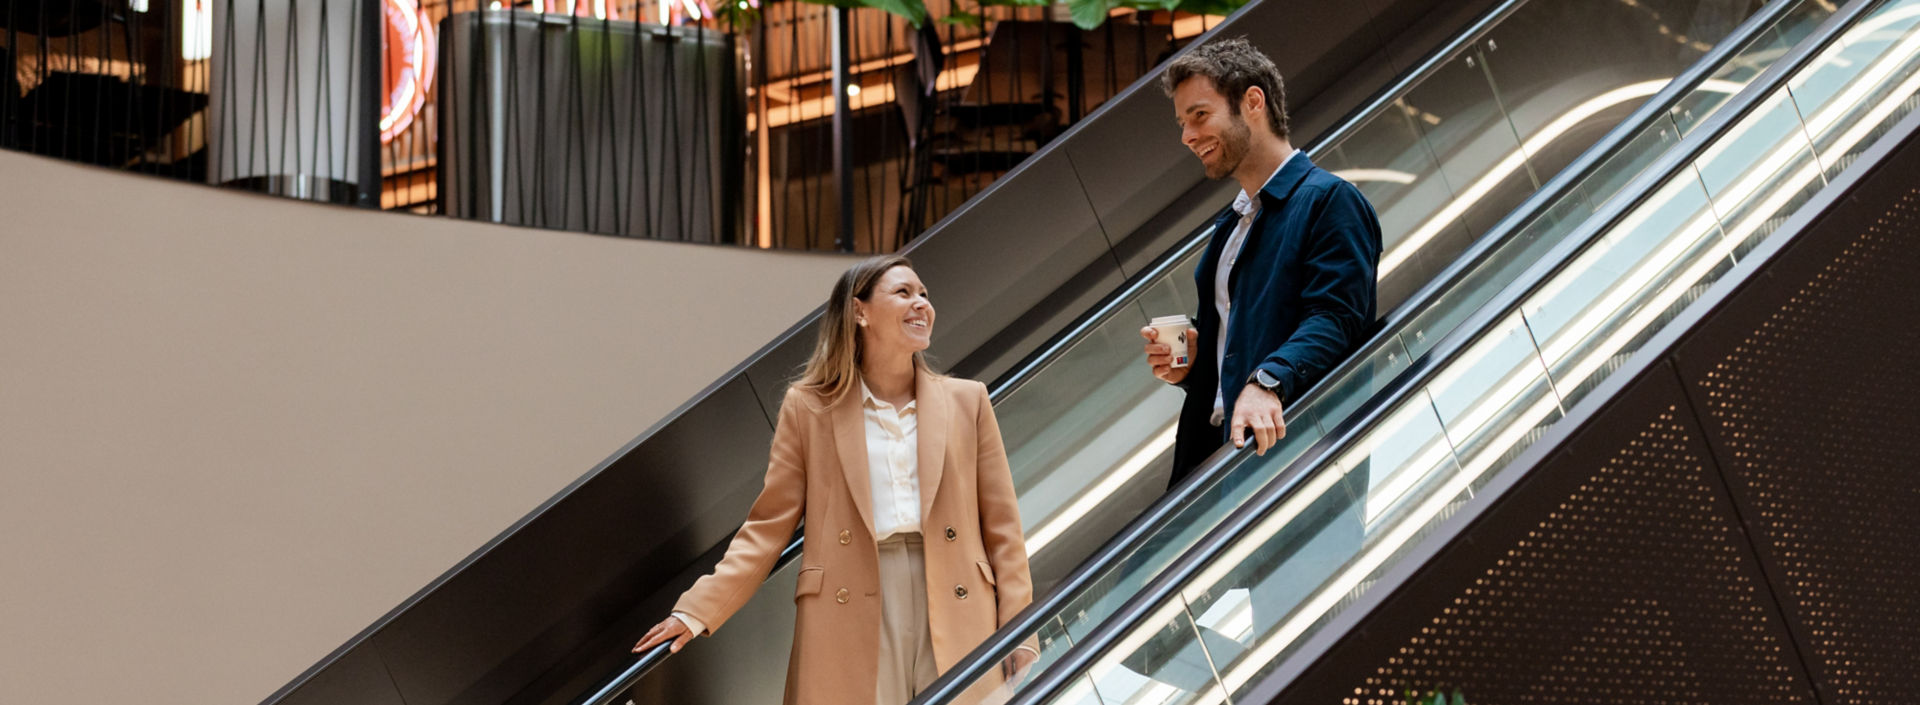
[
  {"left": 1118, "top": 38, "right": 1382, "bottom": 692},
  {"left": 1141, "top": 37, "right": 1382, "bottom": 485}
]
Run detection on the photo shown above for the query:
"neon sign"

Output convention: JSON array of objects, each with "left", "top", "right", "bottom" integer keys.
[{"left": 381, "top": 0, "right": 436, "bottom": 143}]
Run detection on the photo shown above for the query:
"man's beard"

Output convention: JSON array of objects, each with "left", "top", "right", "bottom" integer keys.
[{"left": 1207, "top": 114, "right": 1253, "bottom": 180}]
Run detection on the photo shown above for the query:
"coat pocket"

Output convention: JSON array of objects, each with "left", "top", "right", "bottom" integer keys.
[
  {"left": 795, "top": 566, "right": 825, "bottom": 599},
  {"left": 975, "top": 561, "right": 997, "bottom": 586}
]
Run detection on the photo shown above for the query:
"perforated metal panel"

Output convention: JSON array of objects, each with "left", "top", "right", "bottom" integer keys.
[
  {"left": 1259, "top": 114, "right": 1920, "bottom": 705},
  {"left": 1340, "top": 408, "right": 1814, "bottom": 705},
  {"left": 1689, "top": 184, "right": 1920, "bottom": 704}
]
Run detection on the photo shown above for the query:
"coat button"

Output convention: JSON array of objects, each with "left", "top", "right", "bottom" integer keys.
[
  {"left": 944, "top": 526, "right": 957, "bottom": 541},
  {"left": 838, "top": 530, "right": 851, "bottom": 545},
  {"left": 836, "top": 588, "right": 850, "bottom": 604},
  {"left": 955, "top": 585, "right": 968, "bottom": 599}
]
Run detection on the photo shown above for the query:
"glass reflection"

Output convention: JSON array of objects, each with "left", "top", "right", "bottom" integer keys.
[{"left": 1064, "top": 602, "right": 1229, "bottom": 705}]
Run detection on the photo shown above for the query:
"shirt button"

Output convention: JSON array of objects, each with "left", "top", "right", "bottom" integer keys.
[
  {"left": 954, "top": 585, "right": 969, "bottom": 599},
  {"left": 944, "top": 526, "right": 957, "bottom": 541},
  {"left": 836, "top": 588, "right": 850, "bottom": 604},
  {"left": 838, "top": 530, "right": 851, "bottom": 545}
]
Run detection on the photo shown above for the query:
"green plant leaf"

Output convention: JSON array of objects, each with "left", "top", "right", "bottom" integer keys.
[
  {"left": 1066, "top": 0, "right": 1112, "bottom": 29},
  {"left": 1116, "top": 0, "right": 1181, "bottom": 11},
  {"left": 875, "top": 0, "right": 931, "bottom": 26},
  {"left": 976, "top": 0, "right": 1053, "bottom": 6},
  {"left": 940, "top": 9, "right": 984, "bottom": 26}
]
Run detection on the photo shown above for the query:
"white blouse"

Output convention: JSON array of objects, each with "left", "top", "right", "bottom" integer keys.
[{"left": 860, "top": 381, "right": 922, "bottom": 540}]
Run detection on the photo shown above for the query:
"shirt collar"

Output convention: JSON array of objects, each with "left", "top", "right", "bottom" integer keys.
[
  {"left": 1231, "top": 149, "right": 1302, "bottom": 218},
  {"left": 858, "top": 379, "right": 917, "bottom": 412}
]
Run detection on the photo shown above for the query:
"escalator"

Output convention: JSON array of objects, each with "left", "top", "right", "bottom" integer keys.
[
  {"left": 571, "top": 0, "right": 1837, "bottom": 704},
  {"left": 256, "top": 0, "right": 1837, "bottom": 703},
  {"left": 264, "top": 1, "right": 1500, "bottom": 702},
  {"left": 913, "top": 0, "right": 1920, "bottom": 701}
]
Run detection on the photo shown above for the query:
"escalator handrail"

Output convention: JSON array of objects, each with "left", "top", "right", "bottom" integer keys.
[
  {"left": 576, "top": 0, "right": 1813, "bottom": 700},
  {"left": 909, "top": 0, "right": 1817, "bottom": 698},
  {"left": 989, "top": 1, "right": 1880, "bottom": 703}
]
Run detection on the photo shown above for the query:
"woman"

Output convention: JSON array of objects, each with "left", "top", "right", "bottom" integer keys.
[{"left": 634, "top": 256, "right": 1038, "bottom": 705}]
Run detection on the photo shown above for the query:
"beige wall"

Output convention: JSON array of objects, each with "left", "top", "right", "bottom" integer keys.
[{"left": 0, "top": 150, "right": 857, "bottom": 705}]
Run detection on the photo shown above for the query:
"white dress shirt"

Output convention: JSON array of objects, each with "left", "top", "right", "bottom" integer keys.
[{"left": 1213, "top": 151, "right": 1300, "bottom": 426}]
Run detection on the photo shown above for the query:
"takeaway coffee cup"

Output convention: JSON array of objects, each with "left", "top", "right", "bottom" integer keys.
[{"left": 1148, "top": 315, "right": 1193, "bottom": 368}]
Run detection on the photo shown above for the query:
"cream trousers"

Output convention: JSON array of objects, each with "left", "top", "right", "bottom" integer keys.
[{"left": 876, "top": 533, "right": 938, "bottom": 705}]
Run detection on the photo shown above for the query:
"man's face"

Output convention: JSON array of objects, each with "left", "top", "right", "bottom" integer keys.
[{"left": 1174, "top": 76, "right": 1253, "bottom": 181}]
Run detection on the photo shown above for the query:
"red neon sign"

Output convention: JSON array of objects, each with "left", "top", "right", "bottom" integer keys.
[{"left": 381, "top": 0, "right": 436, "bottom": 143}]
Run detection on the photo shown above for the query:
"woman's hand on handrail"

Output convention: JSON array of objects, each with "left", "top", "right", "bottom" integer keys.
[{"left": 632, "top": 615, "right": 695, "bottom": 655}]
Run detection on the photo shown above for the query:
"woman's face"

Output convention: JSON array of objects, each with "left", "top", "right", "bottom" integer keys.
[{"left": 856, "top": 266, "right": 935, "bottom": 359}]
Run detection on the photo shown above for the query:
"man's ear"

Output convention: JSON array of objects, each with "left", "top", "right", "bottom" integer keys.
[{"left": 1242, "top": 86, "right": 1266, "bottom": 120}]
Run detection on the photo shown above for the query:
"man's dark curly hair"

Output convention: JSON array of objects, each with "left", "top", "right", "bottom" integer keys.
[{"left": 1161, "top": 37, "right": 1290, "bottom": 139}]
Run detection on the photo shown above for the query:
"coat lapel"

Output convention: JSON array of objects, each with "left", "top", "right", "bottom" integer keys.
[
  {"left": 914, "top": 368, "right": 949, "bottom": 523},
  {"left": 831, "top": 388, "right": 878, "bottom": 539},
  {"left": 1229, "top": 152, "right": 1316, "bottom": 294}
]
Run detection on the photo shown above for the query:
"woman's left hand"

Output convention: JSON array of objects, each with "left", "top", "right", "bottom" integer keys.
[{"left": 1001, "top": 646, "right": 1039, "bottom": 683}]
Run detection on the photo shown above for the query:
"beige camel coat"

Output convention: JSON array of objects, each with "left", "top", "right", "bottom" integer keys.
[{"left": 673, "top": 369, "right": 1035, "bottom": 705}]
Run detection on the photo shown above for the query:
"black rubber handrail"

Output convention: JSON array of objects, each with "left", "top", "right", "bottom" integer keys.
[{"left": 987, "top": 1, "right": 1879, "bottom": 702}]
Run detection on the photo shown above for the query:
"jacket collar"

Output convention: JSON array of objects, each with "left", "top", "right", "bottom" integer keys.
[
  {"left": 1255, "top": 148, "right": 1313, "bottom": 210},
  {"left": 1207, "top": 150, "right": 1313, "bottom": 286},
  {"left": 1231, "top": 149, "right": 1302, "bottom": 217}
]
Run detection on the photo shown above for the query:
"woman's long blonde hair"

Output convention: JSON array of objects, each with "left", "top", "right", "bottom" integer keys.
[{"left": 794, "top": 256, "right": 941, "bottom": 408}]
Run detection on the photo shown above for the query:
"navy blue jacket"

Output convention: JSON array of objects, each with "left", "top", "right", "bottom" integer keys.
[{"left": 1171, "top": 153, "right": 1383, "bottom": 482}]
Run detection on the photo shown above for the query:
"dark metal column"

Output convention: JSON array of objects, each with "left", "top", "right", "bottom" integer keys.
[
  {"left": 830, "top": 6, "right": 854, "bottom": 251},
  {"left": 1066, "top": 26, "right": 1085, "bottom": 124},
  {"left": 358, "top": 0, "right": 383, "bottom": 208}
]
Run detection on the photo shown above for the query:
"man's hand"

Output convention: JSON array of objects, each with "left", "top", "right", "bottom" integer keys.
[
  {"left": 1001, "top": 646, "right": 1040, "bottom": 683},
  {"left": 1230, "top": 384, "right": 1286, "bottom": 455},
  {"left": 1141, "top": 326, "right": 1198, "bottom": 385}
]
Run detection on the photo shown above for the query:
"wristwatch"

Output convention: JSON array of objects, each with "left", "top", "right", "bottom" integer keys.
[{"left": 1249, "top": 367, "right": 1285, "bottom": 396}]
